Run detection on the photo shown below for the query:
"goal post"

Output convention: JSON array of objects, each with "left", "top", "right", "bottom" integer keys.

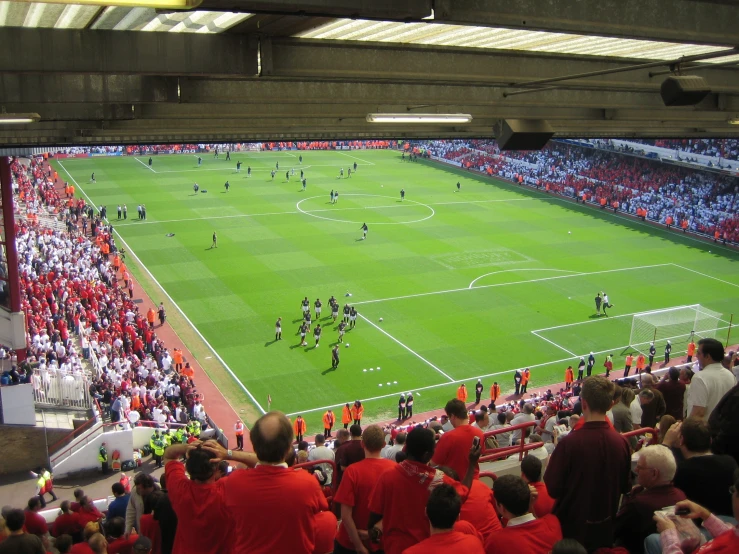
[{"left": 629, "top": 304, "right": 723, "bottom": 355}]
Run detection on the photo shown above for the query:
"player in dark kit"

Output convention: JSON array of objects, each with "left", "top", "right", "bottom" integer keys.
[
  {"left": 304, "top": 310, "right": 312, "bottom": 332},
  {"left": 236, "top": 161, "right": 242, "bottom": 173},
  {"left": 148, "top": 157, "right": 153, "bottom": 166},
  {"left": 285, "top": 171, "right": 290, "bottom": 182},
  {"left": 587, "top": 352, "right": 595, "bottom": 376},
  {"left": 400, "top": 188, "right": 405, "bottom": 201},
  {"left": 90, "top": 173, "right": 96, "bottom": 183},
  {"left": 338, "top": 321, "right": 347, "bottom": 343},
  {"left": 299, "top": 154, "right": 303, "bottom": 164},
  {"left": 349, "top": 307, "right": 358, "bottom": 328},
  {"left": 649, "top": 342, "right": 656, "bottom": 366},
  {"left": 197, "top": 156, "right": 202, "bottom": 166},
  {"left": 475, "top": 379, "right": 483, "bottom": 404},
  {"left": 360, "top": 223, "right": 368, "bottom": 240},
  {"left": 331, "top": 300, "right": 339, "bottom": 322},
  {"left": 226, "top": 150, "right": 231, "bottom": 161},
  {"left": 224, "top": 181, "right": 230, "bottom": 192},
  {"left": 331, "top": 345, "right": 340, "bottom": 369},
  {"left": 301, "top": 297, "right": 310, "bottom": 315},
  {"left": 298, "top": 322, "right": 308, "bottom": 346},
  {"left": 314, "top": 324, "right": 322, "bottom": 347},
  {"left": 211, "top": 232, "right": 218, "bottom": 249},
  {"left": 247, "top": 166, "right": 251, "bottom": 177},
  {"left": 353, "top": 162, "right": 357, "bottom": 172},
  {"left": 577, "top": 357, "right": 585, "bottom": 380},
  {"left": 275, "top": 317, "right": 282, "bottom": 341},
  {"left": 595, "top": 293, "right": 602, "bottom": 316},
  {"left": 456, "top": 181, "right": 461, "bottom": 192},
  {"left": 343, "top": 304, "right": 350, "bottom": 323},
  {"left": 314, "top": 298, "right": 322, "bottom": 320}
]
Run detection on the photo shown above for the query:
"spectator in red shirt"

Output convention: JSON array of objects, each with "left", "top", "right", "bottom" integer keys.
[
  {"left": 52, "top": 501, "right": 83, "bottom": 540},
  {"left": 431, "top": 399, "right": 485, "bottom": 479},
  {"left": 70, "top": 489, "right": 85, "bottom": 513},
  {"left": 485, "top": 475, "right": 562, "bottom": 554},
  {"left": 203, "top": 412, "right": 336, "bottom": 554},
  {"left": 520, "top": 455, "right": 555, "bottom": 518},
  {"left": 105, "top": 517, "right": 138, "bottom": 554},
  {"left": 368, "top": 427, "right": 480, "bottom": 554},
  {"left": 334, "top": 424, "right": 395, "bottom": 554},
  {"left": 402, "top": 484, "right": 485, "bottom": 554},
  {"left": 163, "top": 441, "right": 235, "bottom": 554},
  {"left": 76, "top": 497, "right": 103, "bottom": 528},
  {"left": 23, "top": 497, "right": 48, "bottom": 538},
  {"left": 437, "top": 466, "right": 502, "bottom": 543}
]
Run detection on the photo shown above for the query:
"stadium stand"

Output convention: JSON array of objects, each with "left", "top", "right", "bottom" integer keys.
[
  {"left": 422, "top": 139, "right": 739, "bottom": 244},
  {"left": 2, "top": 147, "right": 739, "bottom": 554}
]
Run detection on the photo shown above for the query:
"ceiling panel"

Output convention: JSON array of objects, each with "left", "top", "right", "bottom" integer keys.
[{"left": 296, "top": 18, "right": 739, "bottom": 64}]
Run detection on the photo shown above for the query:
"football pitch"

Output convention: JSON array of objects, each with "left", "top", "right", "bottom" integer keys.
[{"left": 52, "top": 149, "right": 739, "bottom": 430}]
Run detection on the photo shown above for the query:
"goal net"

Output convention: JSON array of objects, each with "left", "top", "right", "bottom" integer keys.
[{"left": 629, "top": 304, "right": 722, "bottom": 355}]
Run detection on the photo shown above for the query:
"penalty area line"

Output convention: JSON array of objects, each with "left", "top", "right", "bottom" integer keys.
[{"left": 358, "top": 313, "right": 455, "bottom": 382}]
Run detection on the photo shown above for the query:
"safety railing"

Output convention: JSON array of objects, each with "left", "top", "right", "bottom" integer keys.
[
  {"left": 292, "top": 459, "right": 338, "bottom": 498},
  {"left": 622, "top": 427, "right": 659, "bottom": 447},
  {"left": 32, "top": 369, "right": 92, "bottom": 409},
  {"left": 480, "top": 420, "right": 542, "bottom": 463}
]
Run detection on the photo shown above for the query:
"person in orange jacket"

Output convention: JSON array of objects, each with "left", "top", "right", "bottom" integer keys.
[
  {"left": 351, "top": 400, "right": 363, "bottom": 426},
  {"left": 564, "top": 366, "right": 574, "bottom": 390},
  {"left": 490, "top": 382, "right": 501, "bottom": 404},
  {"left": 342, "top": 403, "right": 352, "bottom": 429},
  {"left": 293, "top": 415, "right": 307, "bottom": 443},
  {"left": 456, "top": 383, "right": 468, "bottom": 403},
  {"left": 636, "top": 353, "right": 646, "bottom": 374},
  {"left": 521, "top": 368, "right": 530, "bottom": 394},
  {"left": 323, "top": 409, "right": 335, "bottom": 438}
]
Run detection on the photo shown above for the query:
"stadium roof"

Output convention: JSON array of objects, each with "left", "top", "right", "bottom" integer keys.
[{"left": 0, "top": 0, "right": 738, "bottom": 146}]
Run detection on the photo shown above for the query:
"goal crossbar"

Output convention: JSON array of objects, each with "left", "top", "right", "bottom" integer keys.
[{"left": 629, "top": 304, "right": 722, "bottom": 355}]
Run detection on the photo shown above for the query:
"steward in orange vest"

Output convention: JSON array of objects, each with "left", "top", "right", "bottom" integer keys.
[
  {"left": 342, "top": 403, "right": 352, "bottom": 429},
  {"left": 323, "top": 410, "right": 335, "bottom": 438}
]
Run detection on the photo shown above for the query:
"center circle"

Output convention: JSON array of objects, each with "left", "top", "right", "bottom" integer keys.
[{"left": 296, "top": 193, "right": 435, "bottom": 225}]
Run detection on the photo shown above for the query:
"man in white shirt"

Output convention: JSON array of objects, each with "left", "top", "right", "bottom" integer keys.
[
  {"left": 307, "top": 434, "right": 335, "bottom": 485},
  {"left": 687, "top": 338, "right": 736, "bottom": 421},
  {"left": 381, "top": 431, "right": 406, "bottom": 461},
  {"left": 511, "top": 403, "right": 536, "bottom": 445}
]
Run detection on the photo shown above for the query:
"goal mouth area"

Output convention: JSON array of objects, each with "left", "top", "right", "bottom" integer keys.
[{"left": 628, "top": 304, "right": 726, "bottom": 356}]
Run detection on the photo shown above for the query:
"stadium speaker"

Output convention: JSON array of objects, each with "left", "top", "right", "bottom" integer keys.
[
  {"left": 493, "top": 119, "right": 554, "bottom": 151},
  {"left": 660, "top": 76, "right": 711, "bottom": 106}
]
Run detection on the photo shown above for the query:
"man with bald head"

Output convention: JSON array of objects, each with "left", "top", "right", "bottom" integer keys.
[{"left": 210, "top": 411, "right": 337, "bottom": 554}]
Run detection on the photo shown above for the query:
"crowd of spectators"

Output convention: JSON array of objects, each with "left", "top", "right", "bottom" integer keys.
[
  {"left": 6, "top": 155, "right": 212, "bottom": 434},
  {"left": 423, "top": 139, "right": 739, "bottom": 243},
  {"left": 631, "top": 139, "right": 739, "bottom": 162},
  {"left": 1, "top": 336, "right": 738, "bottom": 553}
]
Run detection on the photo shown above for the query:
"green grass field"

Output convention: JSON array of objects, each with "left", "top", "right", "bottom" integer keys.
[{"left": 52, "top": 149, "right": 739, "bottom": 431}]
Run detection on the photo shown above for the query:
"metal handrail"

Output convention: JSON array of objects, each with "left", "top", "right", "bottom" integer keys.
[
  {"left": 292, "top": 459, "right": 339, "bottom": 497},
  {"left": 621, "top": 426, "right": 659, "bottom": 446}
]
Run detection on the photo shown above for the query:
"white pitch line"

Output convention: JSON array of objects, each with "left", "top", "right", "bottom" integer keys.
[
  {"left": 338, "top": 152, "right": 375, "bottom": 165},
  {"left": 353, "top": 263, "right": 672, "bottom": 306},
  {"left": 531, "top": 304, "right": 700, "bottom": 333},
  {"left": 285, "top": 342, "right": 634, "bottom": 417},
  {"left": 671, "top": 263, "right": 739, "bottom": 289},
  {"left": 134, "top": 157, "right": 156, "bottom": 172},
  {"left": 57, "top": 161, "right": 268, "bottom": 415},
  {"left": 114, "top": 210, "right": 299, "bottom": 226},
  {"left": 469, "top": 268, "right": 579, "bottom": 289},
  {"left": 531, "top": 331, "right": 577, "bottom": 357},
  {"left": 153, "top": 164, "right": 344, "bottom": 174},
  {"left": 358, "top": 313, "right": 455, "bottom": 382}
]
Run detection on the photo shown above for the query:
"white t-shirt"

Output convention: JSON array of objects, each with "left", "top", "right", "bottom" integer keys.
[{"left": 687, "top": 363, "right": 737, "bottom": 420}]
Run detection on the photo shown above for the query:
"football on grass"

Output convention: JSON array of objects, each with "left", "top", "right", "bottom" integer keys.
[
  {"left": 345, "top": 343, "right": 350, "bottom": 347},
  {"left": 379, "top": 318, "right": 383, "bottom": 322}
]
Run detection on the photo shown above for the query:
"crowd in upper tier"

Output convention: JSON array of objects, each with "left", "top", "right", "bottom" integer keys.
[{"left": 422, "top": 139, "right": 739, "bottom": 242}]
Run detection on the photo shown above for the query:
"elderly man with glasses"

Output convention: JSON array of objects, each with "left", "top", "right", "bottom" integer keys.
[{"left": 614, "top": 445, "right": 687, "bottom": 552}]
